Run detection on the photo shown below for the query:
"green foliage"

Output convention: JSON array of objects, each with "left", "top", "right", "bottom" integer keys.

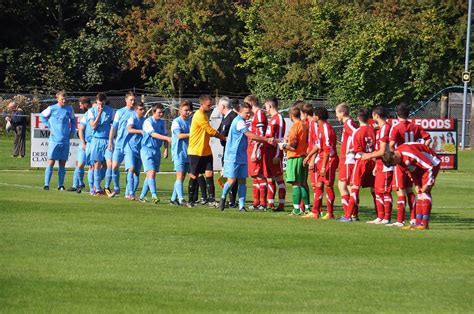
[{"left": 119, "top": 0, "right": 245, "bottom": 96}]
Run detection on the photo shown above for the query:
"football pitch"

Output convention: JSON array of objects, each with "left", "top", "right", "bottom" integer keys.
[{"left": 0, "top": 137, "right": 473, "bottom": 312}]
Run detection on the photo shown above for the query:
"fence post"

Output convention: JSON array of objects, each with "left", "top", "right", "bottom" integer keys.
[
  {"left": 440, "top": 95, "right": 448, "bottom": 118},
  {"left": 470, "top": 93, "right": 474, "bottom": 148}
]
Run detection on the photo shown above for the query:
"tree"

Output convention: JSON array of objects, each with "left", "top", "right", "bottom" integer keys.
[{"left": 119, "top": 0, "right": 246, "bottom": 97}]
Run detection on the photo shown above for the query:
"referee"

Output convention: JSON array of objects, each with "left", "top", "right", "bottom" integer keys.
[{"left": 187, "top": 95, "right": 226, "bottom": 207}]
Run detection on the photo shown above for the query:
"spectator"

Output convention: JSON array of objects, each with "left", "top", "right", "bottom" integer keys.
[{"left": 5, "top": 101, "right": 27, "bottom": 158}]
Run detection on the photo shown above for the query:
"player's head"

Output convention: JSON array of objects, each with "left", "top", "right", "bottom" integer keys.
[
  {"left": 289, "top": 106, "right": 301, "bottom": 121},
  {"left": 134, "top": 101, "right": 145, "bottom": 118},
  {"left": 396, "top": 102, "right": 410, "bottom": 119},
  {"left": 199, "top": 94, "right": 213, "bottom": 112},
  {"left": 96, "top": 93, "right": 107, "bottom": 107},
  {"left": 382, "top": 150, "right": 401, "bottom": 167},
  {"left": 313, "top": 107, "right": 328, "bottom": 122},
  {"left": 264, "top": 96, "right": 278, "bottom": 112},
  {"left": 152, "top": 103, "right": 164, "bottom": 119},
  {"left": 56, "top": 90, "right": 66, "bottom": 106},
  {"left": 244, "top": 95, "right": 259, "bottom": 109},
  {"left": 301, "top": 103, "right": 313, "bottom": 120},
  {"left": 179, "top": 100, "right": 192, "bottom": 119},
  {"left": 125, "top": 91, "right": 136, "bottom": 107},
  {"left": 357, "top": 108, "right": 370, "bottom": 124},
  {"left": 335, "top": 103, "right": 350, "bottom": 121},
  {"left": 78, "top": 96, "right": 91, "bottom": 111},
  {"left": 372, "top": 105, "right": 387, "bottom": 121},
  {"left": 218, "top": 96, "right": 231, "bottom": 114},
  {"left": 238, "top": 101, "right": 252, "bottom": 120}
]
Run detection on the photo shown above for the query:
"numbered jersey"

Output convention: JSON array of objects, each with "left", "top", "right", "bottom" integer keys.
[
  {"left": 352, "top": 125, "right": 376, "bottom": 157},
  {"left": 389, "top": 120, "right": 430, "bottom": 148},
  {"left": 397, "top": 143, "right": 440, "bottom": 171}
]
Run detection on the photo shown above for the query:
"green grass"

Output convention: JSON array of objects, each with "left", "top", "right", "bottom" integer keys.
[{"left": 0, "top": 136, "right": 473, "bottom": 312}]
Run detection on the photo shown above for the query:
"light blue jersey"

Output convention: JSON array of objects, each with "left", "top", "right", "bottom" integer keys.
[
  {"left": 171, "top": 116, "right": 191, "bottom": 163},
  {"left": 112, "top": 106, "right": 135, "bottom": 150},
  {"left": 224, "top": 115, "right": 249, "bottom": 164},
  {"left": 40, "top": 104, "right": 76, "bottom": 144},
  {"left": 79, "top": 110, "right": 93, "bottom": 143},
  {"left": 88, "top": 106, "right": 114, "bottom": 138},
  {"left": 141, "top": 117, "right": 167, "bottom": 150},
  {"left": 124, "top": 113, "right": 145, "bottom": 156}
]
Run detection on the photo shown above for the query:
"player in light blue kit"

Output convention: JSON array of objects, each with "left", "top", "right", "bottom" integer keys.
[
  {"left": 170, "top": 100, "right": 192, "bottom": 206},
  {"left": 88, "top": 93, "right": 115, "bottom": 195},
  {"left": 40, "top": 90, "right": 76, "bottom": 190},
  {"left": 68, "top": 97, "right": 92, "bottom": 193},
  {"left": 81, "top": 103, "right": 97, "bottom": 194},
  {"left": 138, "top": 104, "right": 171, "bottom": 203},
  {"left": 106, "top": 91, "right": 136, "bottom": 197},
  {"left": 218, "top": 102, "right": 269, "bottom": 211},
  {"left": 124, "top": 101, "right": 146, "bottom": 200}
]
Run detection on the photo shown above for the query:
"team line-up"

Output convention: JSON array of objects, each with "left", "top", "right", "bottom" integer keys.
[{"left": 41, "top": 91, "right": 441, "bottom": 230}]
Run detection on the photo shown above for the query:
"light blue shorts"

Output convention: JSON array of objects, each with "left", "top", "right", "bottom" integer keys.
[
  {"left": 141, "top": 148, "right": 161, "bottom": 173},
  {"left": 124, "top": 150, "right": 142, "bottom": 172},
  {"left": 174, "top": 161, "right": 190, "bottom": 173},
  {"left": 47, "top": 141, "right": 70, "bottom": 161},
  {"left": 104, "top": 147, "right": 113, "bottom": 161},
  {"left": 90, "top": 138, "right": 108, "bottom": 163},
  {"left": 112, "top": 147, "right": 125, "bottom": 163},
  {"left": 77, "top": 146, "right": 86, "bottom": 165},
  {"left": 85, "top": 143, "right": 94, "bottom": 166},
  {"left": 223, "top": 162, "right": 248, "bottom": 179}
]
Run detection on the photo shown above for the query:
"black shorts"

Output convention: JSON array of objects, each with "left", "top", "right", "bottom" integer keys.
[{"left": 189, "top": 155, "right": 213, "bottom": 175}]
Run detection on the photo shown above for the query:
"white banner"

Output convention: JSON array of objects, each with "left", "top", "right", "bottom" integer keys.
[{"left": 30, "top": 113, "right": 83, "bottom": 168}]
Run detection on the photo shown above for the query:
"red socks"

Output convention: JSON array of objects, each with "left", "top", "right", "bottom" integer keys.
[
  {"left": 346, "top": 187, "right": 359, "bottom": 218},
  {"left": 341, "top": 194, "right": 350, "bottom": 214},
  {"left": 325, "top": 187, "right": 335, "bottom": 216},
  {"left": 383, "top": 193, "right": 392, "bottom": 220},
  {"left": 252, "top": 179, "right": 260, "bottom": 206},
  {"left": 312, "top": 186, "right": 323, "bottom": 215},
  {"left": 396, "top": 195, "right": 406, "bottom": 223},
  {"left": 375, "top": 192, "right": 385, "bottom": 219},
  {"left": 258, "top": 178, "right": 267, "bottom": 207},
  {"left": 277, "top": 179, "right": 286, "bottom": 209},
  {"left": 267, "top": 179, "right": 276, "bottom": 207}
]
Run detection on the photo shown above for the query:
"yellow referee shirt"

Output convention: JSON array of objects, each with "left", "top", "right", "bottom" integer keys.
[{"left": 188, "top": 109, "right": 218, "bottom": 156}]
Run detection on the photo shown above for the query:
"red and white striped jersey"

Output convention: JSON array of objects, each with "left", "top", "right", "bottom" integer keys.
[
  {"left": 398, "top": 143, "right": 440, "bottom": 171},
  {"left": 308, "top": 119, "right": 319, "bottom": 151},
  {"left": 340, "top": 118, "right": 358, "bottom": 158},
  {"left": 317, "top": 121, "right": 337, "bottom": 158},
  {"left": 249, "top": 108, "right": 267, "bottom": 136},
  {"left": 375, "top": 121, "right": 391, "bottom": 152},
  {"left": 352, "top": 125, "right": 376, "bottom": 156},
  {"left": 265, "top": 112, "right": 286, "bottom": 158},
  {"left": 389, "top": 120, "right": 431, "bottom": 148}
]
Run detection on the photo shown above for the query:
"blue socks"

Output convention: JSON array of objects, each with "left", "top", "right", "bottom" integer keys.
[
  {"left": 105, "top": 168, "right": 112, "bottom": 189},
  {"left": 140, "top": 178, "right": 149, "bottom": 199},
  {"left": 238, "top": 184, "right": 246, "bottom": 209},
  {"left": 112, "top": 169, "right": 120, "bottom": 192},
  {"left": 94, "top": 168, "right": 102, "bottom": 192},
  {"left": 172, "top": 180, "right": 184, "bottom": 202},
  {"left": 78, "top": 167, "right": 85, "bottom": 187},
  {"left": 133, "top": 174, "right": 140, "bottom": 195},
  {"left": 44, "top": 165, "right": 53, "bottom": 187},
  {"left": 221, "top": 182, "right": 232, "bottom": 200},
  {"left": 148, "top": 178, "right": 157, "bottom": 198},
  {"left": 72, "top": 167, "right": 79, "bottom": 188},
  {"left": 88, "top": 168, "right": 94, "bottom": 191},
  {"left": 58, "top": 165, "right": 66, "bottom": 187},
  {"left": 126, "top": 171, "right": 134, "bottom": 196}
]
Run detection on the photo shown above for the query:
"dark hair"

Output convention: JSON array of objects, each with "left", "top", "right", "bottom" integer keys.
[
  {"left": 244, "top": 95, "right": 259, "bottom": 107},
  {"left": 134, "top": 101, "right": 145, "bottom": 109},
  {"left": 265, "top": 96, "right": 279, "bottom": 109},
  {"left": 357, "top": 108, "right": 370, "bottom": 123},
  {"left": 372, "top": 106, "right": 387, "bottom": 119},
  {"left": 96, "top": 93, "right": 107, "bottom": 101},
  {"left": 199, "top": 94, "right": 213, "bottom": 104},
  {"left": 396, "top": 102, "right": 410, "bottom": 119},
  {"left": 239, "top": 101, "right": 252, "bottom": 111},
  {"left": 381, "top": 151, "right": 397, "bottom": 167},
  {"left": 180, "top": 100, "right": 192, "bottom": 109},
  {"left": 231, "top": 98, "right": 240, "bottom": 110},
  {"left": 289, "top": 106, "right": 301, "bottom": 119},
  {"left": 152, "top": 103, "right": 164, "bottom": 112},
  {"left": 292, "top": 100, "right": 305, "bottom": 109},
  {"left": 313, "top": 107, "right": 328, "bottom": 121},
  {"left": 302, "top": 103, "right": 314, "bottom": 116},
  {"left": 79, "top": 96, "right": 91, "bottom": 105},
  {"left": 336, "top": 103, "right": 350, "bottom": 115}
]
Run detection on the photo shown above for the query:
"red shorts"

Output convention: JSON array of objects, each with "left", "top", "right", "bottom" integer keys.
[
  {"left": 338, "top": 158, "right": 354, "bottom": 182},
  {"left": 317, "top": 156, "right": 339, "bottom": 186},
  {"left": 247, "top": 143, "right": 263, "bottom": 177},
  {"left": 262, "top": 148, "right": 283, "bottom": 178},
  {"left": 350, "top": 159, "right": 375, "bottom": 188},
  {"left": 374, "top": 160, "right": 393, "bottom": 193},
  {"left": 410, "top": 165, "right": 440, "bottom": 188},
  {"left": 392, "top": 164, "right": 412, "bottom": 190}
]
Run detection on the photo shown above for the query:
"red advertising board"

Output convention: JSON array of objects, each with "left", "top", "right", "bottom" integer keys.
[{"left": 388, "top": 118, "right": 457, "bottom": 170}]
